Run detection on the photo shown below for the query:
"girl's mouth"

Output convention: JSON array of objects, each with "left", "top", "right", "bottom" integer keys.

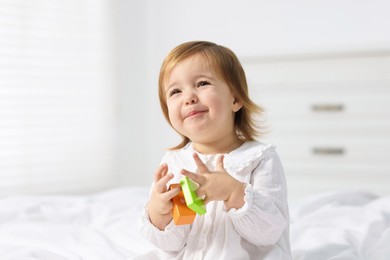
[{"left": 185, "top": 110, "right": 207, "bottom": 119}]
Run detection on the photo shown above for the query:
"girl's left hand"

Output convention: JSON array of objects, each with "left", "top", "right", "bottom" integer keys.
[{"left": 181, "top": 153, "right": 245, "bottom": 210}]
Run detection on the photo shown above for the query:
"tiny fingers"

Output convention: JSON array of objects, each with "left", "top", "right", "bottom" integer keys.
[
  {"left": 216, "top": 154, "right": 225, "bottom": 172},
  {"left": 153, "top": 163, "right": 168, "bottom": 183},
  {"left": 155, "top": 172, "right": 174, "bottom": 193},
  {"left": 192, "top": 153, "right": 209, "bottom": 173},
  {"left": 181, "top": 169, "right": 204, "bottom": 185},
  {"left": 164, "top": 187, "right": 181, "bottom": 201}
]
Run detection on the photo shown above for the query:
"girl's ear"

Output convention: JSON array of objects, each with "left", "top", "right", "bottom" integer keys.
[{"left": 232, "top": 99, "right": 243, "bottom": 112}]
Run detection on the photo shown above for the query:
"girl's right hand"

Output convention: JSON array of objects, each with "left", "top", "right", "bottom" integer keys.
[{"left": 147, "top": 163, "right": 181, "bottom": 230}]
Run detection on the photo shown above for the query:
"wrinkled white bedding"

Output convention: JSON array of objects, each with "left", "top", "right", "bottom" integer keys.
[
  {"left": 0, "top": 187, "right": 389, "bottom": 260},
  {"left": 290, "top": 191, "right": 390, "bottom": 260},
  {"left": 0, "top": 187, "right": 152, "bottom": 260}
]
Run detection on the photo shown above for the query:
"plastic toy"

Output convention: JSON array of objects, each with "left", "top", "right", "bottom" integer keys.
[
  {"left": 169, "top": 176, "right": 206, "bottom": 225},
  {"left": 169, "top": 183, "right": 196, "bottom": 225},
  {"left": 180, "top": 176, "right": 206, "bottom": 215}
]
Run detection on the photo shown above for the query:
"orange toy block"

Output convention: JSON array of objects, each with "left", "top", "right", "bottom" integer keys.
[{"left": 170, "top": 183, "right": 196, "bottom": 225}]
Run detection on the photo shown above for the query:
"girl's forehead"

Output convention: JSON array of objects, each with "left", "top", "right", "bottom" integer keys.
[
  {"left": 178, "top": 54, "right": 210, "bottom": 70},
  {"left": 174, "top": 54, "right": 217, "bottom": 77}
]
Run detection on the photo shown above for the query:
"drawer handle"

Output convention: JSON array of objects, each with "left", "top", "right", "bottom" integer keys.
[
  {"left": 311, "top": 104, "right": 344, "bottom": 112},
  {"left": 312, "top": 147, "right": 345, "bottom": 155}
]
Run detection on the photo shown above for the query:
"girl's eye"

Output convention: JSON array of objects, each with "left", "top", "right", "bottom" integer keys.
[
  {"left": 169, "top": 89, "right": 181, "bottom": 97},
  {"left": 197, "top": 81, "right": 210, "bottom": 87}
]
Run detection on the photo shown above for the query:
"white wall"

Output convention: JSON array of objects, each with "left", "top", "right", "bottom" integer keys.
[
  {"left": 116, "top": 0, "right": 390, "bottom": 187},
  {"left": 113, "top": 1, "right": 149, "bottom": 186}
]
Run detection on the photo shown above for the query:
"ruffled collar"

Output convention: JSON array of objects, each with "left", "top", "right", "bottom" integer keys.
[{"left": 165, "top": 141, "right": 274, "bottom": 174}]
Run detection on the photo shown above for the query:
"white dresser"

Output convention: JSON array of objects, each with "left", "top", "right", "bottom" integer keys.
[{"left": 242, "top": 51, "right": 390, "bottom": 198}]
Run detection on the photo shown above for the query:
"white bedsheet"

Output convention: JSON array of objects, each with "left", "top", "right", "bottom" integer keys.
[
  {"left": 0, "top": 187, "right": 152, "bottom": 260},
  {"left": 290, "top": 191, "right": 390, "bottom": 260},
  {"left": 0, "top": 187, "right": 389, "bottom": 260}
]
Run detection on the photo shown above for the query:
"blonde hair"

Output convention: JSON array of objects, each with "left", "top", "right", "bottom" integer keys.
[{"left": 158, "top": 41, "right": 264, "bottom": 150}]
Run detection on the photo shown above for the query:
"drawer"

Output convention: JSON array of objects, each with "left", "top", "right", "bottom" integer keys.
[
  {"left": 251, "top": 81, "right": 390, "bottom": 119},
  {"left": 264, "top": 119, "right": 390, "bottom": 137},
  {"left": 272, "top": 138, "right": 390, "bottom": 165},
  {"left": 243, "top": 56, "right": 390, "bottom": 85},
  {"left": 286, "top": 165, "right": 390, "bottom": 198},
  {"left": 285, "top": 163, "right": 390, "bottom": 185}
]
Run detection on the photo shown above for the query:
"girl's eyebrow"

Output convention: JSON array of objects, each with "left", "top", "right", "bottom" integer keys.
[
  {"left": 196, "top": 73, "right": 214, "bottom": 80},
  {"left": 165, "top": 81, "right": 178, "bottom": 93}
]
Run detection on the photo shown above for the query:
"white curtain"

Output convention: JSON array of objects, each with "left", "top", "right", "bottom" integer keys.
[{"left": 0, "top": 0, "right": 116, "bottom": 196}]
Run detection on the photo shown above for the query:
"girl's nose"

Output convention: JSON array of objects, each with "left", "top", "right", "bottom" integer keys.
[
  {"left": 185, "top": 99, "right": 196, "bottom": 105},
  {"left": 184, "top": 93, "right": 197, "bottom": 105}
]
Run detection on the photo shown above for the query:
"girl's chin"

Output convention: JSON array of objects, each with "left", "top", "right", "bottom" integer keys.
[
  {"left": 186, "top": 133, "right": 216, "bottom": 144},
  {"left": 182, "top": 124, "right": 209, "bottom": 134},
  {"left": 184, "top": 126, "right": 210, "bottom": 136}
]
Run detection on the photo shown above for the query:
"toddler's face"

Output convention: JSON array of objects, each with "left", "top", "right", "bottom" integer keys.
[{"left": 164, "top": 54, "right": 242, "bottom": 145}]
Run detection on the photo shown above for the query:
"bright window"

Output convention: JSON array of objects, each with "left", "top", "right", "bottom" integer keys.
[{"left": 0, "top": 0, "right": 116, "bottom": 196}]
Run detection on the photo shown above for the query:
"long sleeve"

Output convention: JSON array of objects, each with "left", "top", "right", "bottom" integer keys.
[
  {"left": 138, "top": 151, "right": 193, "bottom": 253},
  {"left": 138, "top": 142, "right": 291, "bottom": 259},
  {"left": 227, "top": 148, "right": 289, "bottom": 246},
  {"left": 139, "top": 204, "right": 190, "bottom": 252}
]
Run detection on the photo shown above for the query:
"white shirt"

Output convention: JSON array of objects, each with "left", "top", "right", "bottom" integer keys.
[{"left": 139, "top": 141, "right": 291, "bottom": 260}]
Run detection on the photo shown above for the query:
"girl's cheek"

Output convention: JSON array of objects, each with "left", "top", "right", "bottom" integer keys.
[
  {"left": 168, "top": 106, "right": 178, "bottom": 121},
  {"left": 168, "top": 100, "right": 180, "bottom": 112}
]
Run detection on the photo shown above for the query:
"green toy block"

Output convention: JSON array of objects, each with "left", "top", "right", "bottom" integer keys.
[{"left": 180, "top": 176, "right": 206, "bottom": 215}]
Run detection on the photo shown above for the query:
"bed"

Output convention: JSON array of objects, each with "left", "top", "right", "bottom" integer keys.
[{"left": 0, "top": 187, "right": 389, "bottom": 260}]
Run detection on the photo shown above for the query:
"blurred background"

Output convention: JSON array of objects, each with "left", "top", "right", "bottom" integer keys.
[{"left": 1, "top": 0, "right": 389, "bottom": 198}]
